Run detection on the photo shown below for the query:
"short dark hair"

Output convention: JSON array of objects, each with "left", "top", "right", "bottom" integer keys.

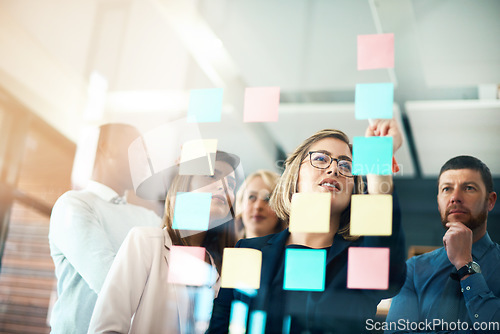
[{"left": 439, "top": 155, "right": 494, "bottom": 193}]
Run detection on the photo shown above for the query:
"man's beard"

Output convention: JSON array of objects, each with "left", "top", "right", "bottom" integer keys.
[{"left": 441, "top": 201, "right": 488, "bottom": 231}]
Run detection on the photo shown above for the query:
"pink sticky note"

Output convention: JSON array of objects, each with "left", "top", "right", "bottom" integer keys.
[
  {"left": 243, "top": 87, "right": 280, "bottom": 123},
  {"left": 357, "top": 33, "right": 394, "bottom": 70},
  {"left": 168, "top": 246, "right": 210, "bottom": 286},
  {"left": 347, "top": 247, "right": 389, "bottom": 290}
]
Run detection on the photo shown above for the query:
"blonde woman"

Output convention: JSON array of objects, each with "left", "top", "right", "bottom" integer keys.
[
  {"left": 235, "top": 170, "right": 286, "bottom": 240},
  {"left": 208, "top": 120, "right": 407, "bottom": 334},
  {"left": 88, "top": 151, "right": 240, "bottom": 333}
]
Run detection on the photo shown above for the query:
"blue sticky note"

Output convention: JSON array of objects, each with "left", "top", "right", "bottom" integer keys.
[
  {"left": 355, "top": 83, "right": 394, "bottom": 119},
  {"left": 282, "top": 315, "right": 292, "bottom": 334},
  {"left": 172, "top": 192, "right": 212, "bottom": 230},
  {"left": 230, "top": 300, "right": 248, "bottom": 333},
  {"left": 187, "top": 88, "right": 223, "bottom": 123},
  {"left": 249, "top": 310, "right": 267, "bottom": 334},
  {"left": 194, "top": 287, "right": 214, "bottom": 322},
  {"left": 283, "top": 249, "right": 326, "bottom": 291},
  {"left": 236, "top": 288, "right": 258, "bottom": 298},
  {"left": 352, "top": 137, "right": 393, "bottom": 175}
]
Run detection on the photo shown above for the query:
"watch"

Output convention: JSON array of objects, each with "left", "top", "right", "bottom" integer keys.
[{"left": 456, "top": 261, "right": 481, "bottom": 280}]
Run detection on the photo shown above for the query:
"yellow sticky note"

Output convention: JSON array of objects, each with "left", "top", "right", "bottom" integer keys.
[
  {"left": 350, "top": 194, "right": 392, "bottom": 236},
  {"left": 179, "top": 139, "right": 218, "bottom": 176},
  {"left": 289, "top": 193, "right": 330, "bottom": 233},
  {"left": 221, "top": 248, "right": 262, "bottom": 289}
]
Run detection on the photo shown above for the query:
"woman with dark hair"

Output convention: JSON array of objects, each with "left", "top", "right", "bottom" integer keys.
[
  {"left": 208, "top": 120, "right": 407, "bottom": 334},
  {"left": 88, "top": 151, "right": 241, "bottom": 334}
]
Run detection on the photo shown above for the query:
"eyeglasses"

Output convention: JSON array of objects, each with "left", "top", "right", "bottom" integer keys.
[{"left": 305, "top": 151, "right": 354, "bottom": 178}]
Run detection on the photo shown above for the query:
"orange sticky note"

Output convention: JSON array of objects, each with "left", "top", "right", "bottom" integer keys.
[
  {"left": 357, "top": 33, "right": 394, "bottom": 70},
  {"left": 289, "top": 193, "right": 330, "bottom": 233},
  {"left": 168, "top": 246, "right": 213, "bottom": 286},
  {"left": 347, "top": 247, "right": 390, "bottom": 290},
  {"left": 350, "top": 194, "right": 392, "bottom": 236},
  {"left": 243, "top": 87, "right": 280, "bottom": 123},
  {"left": 221, "top": 248, "right": 262, "bottom": 289}
]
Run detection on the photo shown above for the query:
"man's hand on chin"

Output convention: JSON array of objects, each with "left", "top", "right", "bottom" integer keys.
[{"left": 443, "top": 221, "right": 473, "bottom": 270}]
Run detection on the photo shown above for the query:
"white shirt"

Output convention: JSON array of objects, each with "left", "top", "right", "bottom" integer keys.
[
  {"left": 48, "top": 181, "right": 161, "bottom": 334},
  {"left": 88, "top": 226, "right": 220, "bottom": 334}
]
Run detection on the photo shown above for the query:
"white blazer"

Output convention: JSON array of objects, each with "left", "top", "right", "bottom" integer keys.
[{"left": 88, "top": 227, "right": 217, "bottom": 333}]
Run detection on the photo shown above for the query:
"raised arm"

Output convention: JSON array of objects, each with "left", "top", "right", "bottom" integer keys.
[{"left": 364, "top": 118, "right": 403, "bottom": 195}]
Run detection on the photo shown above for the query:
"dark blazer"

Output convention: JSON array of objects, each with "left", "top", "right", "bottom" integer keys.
[{"left": 208, "top": 193, "right": 406, "bottom": 334}]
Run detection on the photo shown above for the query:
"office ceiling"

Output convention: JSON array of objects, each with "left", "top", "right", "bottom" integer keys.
[{"left": 0, "top": 0, "right": 499, "bottom": 179}]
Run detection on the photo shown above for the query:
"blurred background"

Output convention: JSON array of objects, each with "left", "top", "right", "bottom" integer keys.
[{"left": 0, "top": 0, "right": 499, "bottom": 332}]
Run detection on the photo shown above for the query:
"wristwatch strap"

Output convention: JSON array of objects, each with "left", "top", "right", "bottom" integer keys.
[
  {"left": 453, "top": 261, "right": 480, "bottom": 281},
  {"left": 456, "top": 264, "right": 471, "bottom": 280}
]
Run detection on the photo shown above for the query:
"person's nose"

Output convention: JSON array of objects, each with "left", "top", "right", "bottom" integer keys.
[
  {"left": 326, "top": 160, "right": 339, "bottom": 176},
  {"left": 255, "top": 198, "right": 266, "bottom": 210},
  {"left": 450, "top": 188, "right": 463, "bottom": 204}
]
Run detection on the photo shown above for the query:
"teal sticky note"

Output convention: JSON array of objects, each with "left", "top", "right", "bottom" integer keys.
[
  {"left": 236, "top": 288, "right": 258, "bottom": 298},
  {"left": 283, "top": 315, "right": 292, "bottom": 334},
  {"left": 172, "top": 192, "right": 212, "bottom": 230},
  {"left": 194, "top": 287, "right": 214, "bottom": 322},
  {"left": 230, "top": 300, "right": 248, "bottom": 333},
  {"left": 187, "top": 88, "right": 223, "bottom": 123},
  {"left": 283, "top": 249, "right": 326, "bottom": 291},
  {"left": 355, "top": 83, "right": 393, "bottom": 119},
  {"left": 249, "top": 310, "right": 267, "bottom": 334},
  {"left": 352, "top": 137, "right": 393, "bottom": 175}
]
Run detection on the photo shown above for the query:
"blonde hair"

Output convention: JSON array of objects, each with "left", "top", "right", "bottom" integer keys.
[
  {"left": 269, "top": 129, "right": 364, "bottom": 241},
  {"left": 234, "top": 170, "right": 286, "bottom": 239}
]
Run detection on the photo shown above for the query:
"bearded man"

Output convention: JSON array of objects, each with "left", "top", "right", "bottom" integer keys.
[{"left": 385, "top": 155, "right": 500, "bottom": 333}]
